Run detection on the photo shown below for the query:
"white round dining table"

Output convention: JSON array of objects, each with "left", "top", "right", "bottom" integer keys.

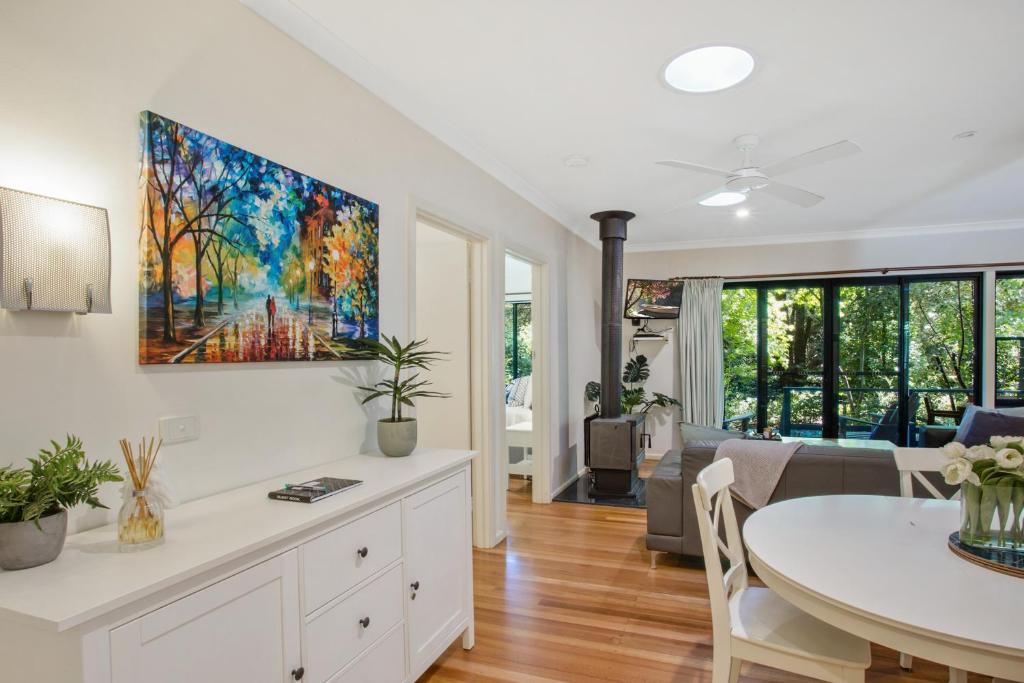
[{"left": 743, "top": 495, "right": 1024, "bottom": 682}]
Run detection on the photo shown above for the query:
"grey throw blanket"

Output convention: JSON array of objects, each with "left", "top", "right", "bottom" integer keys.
[{"left": 713, "top": 439, "right": 803, "bottom": 509}]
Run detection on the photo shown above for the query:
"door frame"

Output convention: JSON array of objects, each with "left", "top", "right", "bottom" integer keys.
[
  {"left": 409, "top": 206, "right": 494, "bottom": 548},
  {"left": 501, "top": 247, "right": 552, "bottom": 512}
]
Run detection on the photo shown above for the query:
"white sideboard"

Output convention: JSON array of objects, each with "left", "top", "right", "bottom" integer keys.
[{"left": 0, "top": 448, "right": 477, "bottom": 683}]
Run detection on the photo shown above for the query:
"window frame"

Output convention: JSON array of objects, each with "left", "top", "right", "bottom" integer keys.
[{"left": 724, "top": 272, "right": 984, "bottom": 445}]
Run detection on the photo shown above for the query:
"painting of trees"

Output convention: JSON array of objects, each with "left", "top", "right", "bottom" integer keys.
[{"left": 139, "top": 111, "right": 379, "bottom": 364}]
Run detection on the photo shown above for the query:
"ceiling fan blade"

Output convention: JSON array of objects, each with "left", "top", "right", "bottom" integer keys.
[
  {"left": 760, "top": 180, "right": 823, "bottom": 208},
  {"left": 663, "top": 187, "right": 731, "bottom": 213},
  {"left": 655, "top": 160, "right": 733, "bottom": 178},
  {"left": 761, "top": 140, "right": 861, "bottom": 177}
]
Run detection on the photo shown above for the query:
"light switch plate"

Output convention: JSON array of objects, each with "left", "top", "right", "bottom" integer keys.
[{"left": 159, "top": 415, "right": 199, "bottom": 444}]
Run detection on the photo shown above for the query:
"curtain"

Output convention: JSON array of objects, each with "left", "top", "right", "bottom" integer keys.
[{"left": 678, "top": 278, "right": 725, "bottom": 427}]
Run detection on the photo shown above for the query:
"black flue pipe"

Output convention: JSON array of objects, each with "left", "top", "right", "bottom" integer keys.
[{"left": 591, "top": 210, "right": 635, "bottom": 420}]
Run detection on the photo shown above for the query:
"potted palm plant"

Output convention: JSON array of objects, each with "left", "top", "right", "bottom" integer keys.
[
  {"left": 0, "top": 435, "right": 122, "bottom": 570},
  {"left": 355, "top": 336, "right": 450, "bottom": 457}
]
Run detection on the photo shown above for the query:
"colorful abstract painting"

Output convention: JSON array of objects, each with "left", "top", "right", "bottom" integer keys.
[{"left": 138, "top": 111, "right": 379, "bottom": 364}]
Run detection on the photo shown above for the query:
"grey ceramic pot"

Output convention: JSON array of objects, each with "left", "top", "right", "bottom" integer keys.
[
  {"left": 0, "top": 509, "right": 68, "bottom": 571},
  {"left": 378, "top": 419, "right": 417, "bottom": 457}
]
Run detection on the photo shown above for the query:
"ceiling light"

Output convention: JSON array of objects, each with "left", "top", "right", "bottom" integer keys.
[
  {"left": 663, "top": 46, "right": 755, "bottom": 93},
  {"left": 735, "top": 207, "right": 750, "bottom": 218},
  {"left": 563, "top": 154, "right": 589, "bottom": 167},
  {"left": 699, "top": 191, "right": 747, "bottom": 207}
]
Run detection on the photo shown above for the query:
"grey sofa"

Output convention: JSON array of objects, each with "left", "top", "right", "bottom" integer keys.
[{"left": 646, "top": 435, "right": 951, "bottom": 560}]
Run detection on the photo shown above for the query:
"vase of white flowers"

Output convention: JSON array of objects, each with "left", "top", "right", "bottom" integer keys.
[{"left": 940, "top": 436, "right": 1024, "bottom": 551}]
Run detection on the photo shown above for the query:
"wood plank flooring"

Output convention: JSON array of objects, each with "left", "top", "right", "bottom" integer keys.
[{"left": 421, "top": 464, "right": 983, "bottom": 682}]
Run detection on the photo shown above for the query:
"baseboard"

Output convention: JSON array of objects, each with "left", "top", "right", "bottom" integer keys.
[{"left": 551, "top": 467, "right": 587, "bottom": 498}]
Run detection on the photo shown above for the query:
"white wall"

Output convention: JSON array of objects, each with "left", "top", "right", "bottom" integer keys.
[
  {"left": 0, "top": 0, "right": 600, "bottom": 533},
  {"left": 625, "top": 225, "right": 1024, "bottom": 454},
  {"left": 415, "top": 224, "right": 471, "bottom": 450}
]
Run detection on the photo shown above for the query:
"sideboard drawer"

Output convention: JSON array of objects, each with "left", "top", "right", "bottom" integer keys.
[
  {"left": 303, "top": 501, "right": 402, "bottom": 612},
  {"left": 304, "top": 564, "right": 404, "bottom": 683},
  {"left": 327, "top": 624, "right": 406, "bottom": 683}
]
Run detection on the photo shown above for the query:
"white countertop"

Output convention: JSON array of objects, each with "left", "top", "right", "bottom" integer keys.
[
  {"left": 0, "top": 448, "right": 476, "bottom": 633},
  {"left": 744, "top": 495, "right": 1024, "bottom": 656}
]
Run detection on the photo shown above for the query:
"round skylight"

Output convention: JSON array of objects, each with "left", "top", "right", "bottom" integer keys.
[
  {"left": 663, "top": 46, "right": 755, "bottom": 93},
  {"left": 699, "top": 191, "right": 747, "bottom": 207}
]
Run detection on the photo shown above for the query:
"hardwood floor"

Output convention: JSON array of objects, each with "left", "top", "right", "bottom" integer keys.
[{"left": 422, "top": 463, "right": 981, "bottom": 682}]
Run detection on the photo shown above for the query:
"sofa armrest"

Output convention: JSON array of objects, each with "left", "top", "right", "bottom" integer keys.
[
  {"left": 922, "top": 427, "right": 957, "bottom": 448},
  {"left": 679, "top": 445, "right": 718, "bottom": 557}
]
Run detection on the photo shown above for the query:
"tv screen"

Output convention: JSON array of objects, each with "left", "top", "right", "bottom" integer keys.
[{"left": 624, "top": 279, "right": 684, "bottom": 319}]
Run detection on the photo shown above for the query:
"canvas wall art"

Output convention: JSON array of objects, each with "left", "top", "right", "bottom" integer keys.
[{"left": 138, "top": 111, "right": 379, "bottom": 364}]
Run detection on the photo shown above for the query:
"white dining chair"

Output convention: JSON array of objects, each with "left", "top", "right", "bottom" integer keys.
[
  {"left": 693, "top": 458, "right": 872, "bottom": 683},
  {"left": 892, "top": 447, "right": 966, "bottom": 683}
]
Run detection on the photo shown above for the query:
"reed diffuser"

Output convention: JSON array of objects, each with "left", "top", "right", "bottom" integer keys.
[{"left": 117, "top": 437, "right": 165, "bottom": 551}]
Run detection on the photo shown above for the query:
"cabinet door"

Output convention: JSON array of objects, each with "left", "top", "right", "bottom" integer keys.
[
  {"left": 403, "top": 470, "right": 470, "bottom": 676},
  {"left": 110, "top": 550, "right": 301, "bottom": 683}
]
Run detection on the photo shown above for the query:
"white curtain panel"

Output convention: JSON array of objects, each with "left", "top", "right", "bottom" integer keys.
[{"left": 678, "top": 278, "right": 725, "bottom": 427}]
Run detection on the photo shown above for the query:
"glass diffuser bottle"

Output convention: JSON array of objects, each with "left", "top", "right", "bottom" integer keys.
[{"left": 117, "top": 437, "right": 165, "bottom": 552}]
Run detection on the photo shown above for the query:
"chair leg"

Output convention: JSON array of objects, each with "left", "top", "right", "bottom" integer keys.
[
  {"left": 948, "top": 668, "right": 967, "bottom": 683},
  {"left": 728, "top": 658, "right": 741, "bottom": 683},
  {"left": 899, "top": 652, "right": 913, "bottom": 670},
  {"left": 711, "top": 651, "right": 735, "bottom": 683}
]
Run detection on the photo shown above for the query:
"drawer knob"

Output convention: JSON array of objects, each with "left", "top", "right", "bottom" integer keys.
[
  {"left": 291, "top": 666, "right": 305, "bottom": 680},
  {"left": 357, "top": 546, "right": 368, "bottom": 559},
  {"left": 359, "top": 616, "right": 371, "bottom": 628}
]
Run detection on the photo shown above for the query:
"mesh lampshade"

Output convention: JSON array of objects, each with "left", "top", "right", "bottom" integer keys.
[{"left": 0, "top": 187, "right": 111, "bottom": 313}]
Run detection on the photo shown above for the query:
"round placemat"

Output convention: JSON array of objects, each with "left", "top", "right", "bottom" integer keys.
[{"left": 948, "top": 532, "right": 1024, "bottom": 579}]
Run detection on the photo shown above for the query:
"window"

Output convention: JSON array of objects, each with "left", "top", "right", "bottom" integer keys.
[
  {"left": 722, "top": 275, "right": 981, "bottom": 445},
  {"left": 996, "top": 273, "right": 1024, "bottom": 404},
  {"left": 504, "top": 301, "right": 532, "bottom": 383}
]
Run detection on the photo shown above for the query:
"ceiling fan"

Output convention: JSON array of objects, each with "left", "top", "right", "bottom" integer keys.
[{"left": 656, "top": 134, "right": 861, "bottom": 209}]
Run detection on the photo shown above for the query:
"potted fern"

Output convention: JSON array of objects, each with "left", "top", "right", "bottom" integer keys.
[
  {"left": 0, "top": 436, "right": 122, "bottom": 570},
  {"left": 354, "top": 336, "right": 449, "bottom": 457}
]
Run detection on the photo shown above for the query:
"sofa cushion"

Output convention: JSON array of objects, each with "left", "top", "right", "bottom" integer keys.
[
  {"left": 958, "top": 409, "right": 1024, "bottom": 447},
  {"left": 680, "top": 422, "right": 746, "bottom": 445},
  {"left": 955, "top": 404, "right": 1024, "bottom": 443}
]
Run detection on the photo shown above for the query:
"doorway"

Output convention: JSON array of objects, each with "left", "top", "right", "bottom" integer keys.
[
  {"left": 414, "top": 221, "right": 472, "bottom": 450},
  {"left": 504, "top": 253, "right": 535, "bottom": 499}
]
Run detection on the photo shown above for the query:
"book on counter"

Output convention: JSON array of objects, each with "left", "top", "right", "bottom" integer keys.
[{"left": 268, "top": 477, "right": 363, "bottom": 503}]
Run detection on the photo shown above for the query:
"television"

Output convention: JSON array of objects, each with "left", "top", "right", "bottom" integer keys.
[{"left": 624, "top": 278, "right": 684, "bottom": 319}]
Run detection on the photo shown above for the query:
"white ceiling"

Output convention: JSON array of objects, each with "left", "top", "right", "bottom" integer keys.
[{"left": 246, "top": 0, "right": 1024, "bottom": 249}]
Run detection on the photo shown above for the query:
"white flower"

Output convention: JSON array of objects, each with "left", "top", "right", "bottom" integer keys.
[
  {"left": 994, "top": 448, "right": 1024, "bottom": 470},
  {"left": 940, "top": 442, "right": 968, "bottom": 459},
  {"left": 991, "top": 436, "right": 1014, "bottom": 449},
  {"left": 966, "top": 445, "right": 996, "bottom": 462},
  {"left": 941, "top": 457, "right": 980, "bottom": 486}
]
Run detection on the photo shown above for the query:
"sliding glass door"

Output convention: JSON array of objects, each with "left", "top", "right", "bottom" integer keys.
[
  {"left": 835, "top": 283, "right": 900, "bottom": 441},
  {"left": 722, "top": 274, "right": 981, "bottom": 445},
  {"left": 767, "top": 286, "right": 824, "bottom": 437},
  {"left": 996, "top": 273, "right": 1024, "bottom": 405}
]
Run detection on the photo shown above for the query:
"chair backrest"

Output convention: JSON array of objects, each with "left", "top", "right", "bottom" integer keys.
[
  {"left": 692, "top": 458, "right": 748, "bottom": 645},
  {"left": 892, "top": 447, "right": 961, "bottom": 500}
]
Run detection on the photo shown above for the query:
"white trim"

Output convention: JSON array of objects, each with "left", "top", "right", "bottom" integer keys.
[
  {"left": 626, "top": 218, "right": 1024, "bottom": 253},
  {"left": 240, "top": 0, "right": 589, "bottom": 243},
  {"left": 551, "top": 467, "right": 588, "bottom": 499}
]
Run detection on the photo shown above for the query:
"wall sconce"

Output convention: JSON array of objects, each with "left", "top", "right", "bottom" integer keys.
[{"left": 0, "top": 186, "right": 111, "bottom": 314}]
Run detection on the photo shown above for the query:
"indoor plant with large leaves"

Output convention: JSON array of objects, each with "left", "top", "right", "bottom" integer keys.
[
  {"left": 0, "top": 435, "right": 122, "bottom": 570},
  {"left": 585, "top": 354, "right": 681, "bottom": 417},
  {"left": 355, "top": 336, "right": 450, "bottom": 457}
]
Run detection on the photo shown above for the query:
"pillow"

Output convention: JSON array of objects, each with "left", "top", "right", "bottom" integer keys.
[
  {"left": 679, "top": 422, "right": 746, "bottom": 445},
  {"left": 955, "top": 404, "right": 1024, "bottom": 443},
  {"left": 523, "top": 375, "right": 533, "bottom": 409},
  {"left": 508, "top": 376, "right": 531, "bottom": 407},
  {"left": 957, "top": 410, "right": 1024, "bottom": 447}
]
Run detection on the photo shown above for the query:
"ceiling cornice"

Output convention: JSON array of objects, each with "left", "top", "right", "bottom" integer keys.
[
  {"left": 241, "top": 0, "right": 592, "bottom": 242},
  {"left": 625, "top": 218, "right": 1024, "bottom": 253}
]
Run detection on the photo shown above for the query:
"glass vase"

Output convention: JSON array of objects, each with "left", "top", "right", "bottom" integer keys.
[
  {"left": 118, "top": 488, "right": 164, "bottom": 551},
  {"left": 960, "top": 481, "right": 1024, "bottom": 551}
]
